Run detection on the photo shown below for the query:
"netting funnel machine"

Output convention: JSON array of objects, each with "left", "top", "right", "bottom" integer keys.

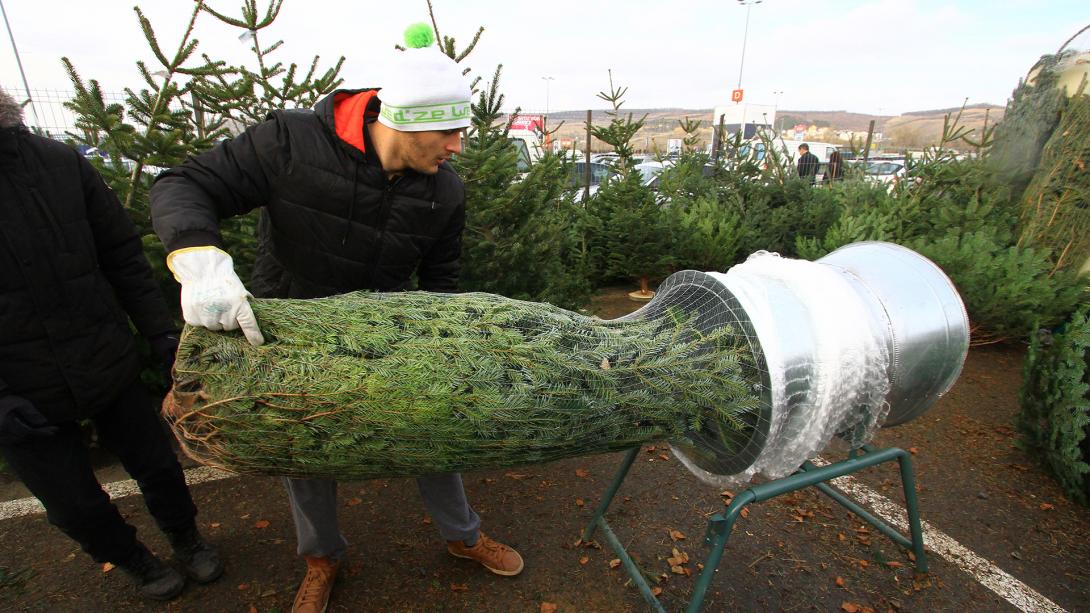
[{"left": 164, "top": 240, "right": 968, "bottom": 611}]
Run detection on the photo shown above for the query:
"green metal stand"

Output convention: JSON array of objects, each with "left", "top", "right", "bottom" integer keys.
[{"left": 582, "top": 444, "right": 928, "bottom": 613}]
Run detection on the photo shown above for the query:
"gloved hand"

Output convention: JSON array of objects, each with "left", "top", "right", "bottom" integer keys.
[
  {"left": 148, "top": 332, "right": 180, "bottom": 382},
  {"left": 0, "top": 395, "right": 58, "bottom": 445},
  {"left": 167, "top": 247, "right": 264, "bottom": 346}
]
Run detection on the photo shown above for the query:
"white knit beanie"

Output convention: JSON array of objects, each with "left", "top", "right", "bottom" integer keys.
[{"left": 377, "top": 24, "right": 472, "bottom": 132}]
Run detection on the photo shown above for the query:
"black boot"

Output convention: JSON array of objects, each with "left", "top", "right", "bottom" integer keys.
[
  {"left": 117, "top": 543, "right": 185, "bottom": 601},
  {"left": 166, "top": 525, "right": 224, "bottom": 584}
]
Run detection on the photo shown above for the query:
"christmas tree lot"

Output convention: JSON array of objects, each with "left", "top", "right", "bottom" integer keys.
[{"left": 50, "top": 5, "right": 1090, "bottom": 502}]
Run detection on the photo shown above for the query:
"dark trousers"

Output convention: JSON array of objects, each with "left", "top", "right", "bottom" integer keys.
[{"left": 0, "top": 380, "right": 197, "bottom": 564}]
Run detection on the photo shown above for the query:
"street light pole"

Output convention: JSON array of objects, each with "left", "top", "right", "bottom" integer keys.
[
  {"left": 0, "top": 0, "right": 41, "bottom": 128},
  {"left": 773, "top": 89, "right": 783, "bottom": 135},
  {"left": 735, "top": 0, "right": 762, "bottom": 92},
  {"left": 541, "top": 76, "right": 555, "bottom": 118}
]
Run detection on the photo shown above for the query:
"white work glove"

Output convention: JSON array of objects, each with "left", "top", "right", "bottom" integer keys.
[{"left": 167, "top": 246, "right": 265, "bottom": 346}]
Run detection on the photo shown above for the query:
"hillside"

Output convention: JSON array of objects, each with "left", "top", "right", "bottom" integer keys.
[{"left": 527, "top": 104, "right": 1005, "bottom": 153}]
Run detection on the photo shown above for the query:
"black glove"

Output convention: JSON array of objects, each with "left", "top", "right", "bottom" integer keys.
[
  {"left": 149, "top": 333, "right": 180, "bottom": 382},
  {"left": 0, "top": 395, "right": 58, "bottom": 445}
]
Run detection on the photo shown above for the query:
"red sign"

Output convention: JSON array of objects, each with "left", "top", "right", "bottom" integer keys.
[
  {"left": 731, "top": 89, "right": 744, "bottom": 103},
  {"left": 509, "top": 114, "right": 545, "bottom": 133}
]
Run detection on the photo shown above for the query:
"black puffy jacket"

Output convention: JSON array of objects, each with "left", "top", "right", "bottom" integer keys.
[
  {"left": 0, "top": 126, "right": 175, "bottom": 423},
  {"left": 151, "top": 89, "right": 465, "bottom": 300}
]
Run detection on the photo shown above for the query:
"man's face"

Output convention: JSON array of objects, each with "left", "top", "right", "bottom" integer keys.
[
  {"left": 798, "top": 147, "right": 808, "bottom": 155},
  {"left": 398, "top": 128, "right": 465, "bottom": 174}
]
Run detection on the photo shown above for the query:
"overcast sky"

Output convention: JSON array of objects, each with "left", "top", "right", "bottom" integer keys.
[{"left": 0, "top": 0, "right": 1085, "bottom": 120}]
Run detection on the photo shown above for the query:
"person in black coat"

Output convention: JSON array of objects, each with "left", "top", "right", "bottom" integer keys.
[
  {"left": 797, "top": 143, "right": 820, "bottom": 184},
  {"left": 151, "top": 27, "right": 523, "bottom": 613},
  {"left": 0, "top": 88, "right": 221, "bottom": 601}
]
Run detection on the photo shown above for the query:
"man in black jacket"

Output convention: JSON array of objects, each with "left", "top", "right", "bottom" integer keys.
[
  {"left": 797, "top": 143, "right": 820, "bottom": 184},
  {"left": 0, "top": 88, "right": 222, "bottom": 601},
  {"left": 151, "top": 27, "right": 522, "bottom": 613}
]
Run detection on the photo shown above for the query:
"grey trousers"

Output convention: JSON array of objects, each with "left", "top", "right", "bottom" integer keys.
[{"left": 283, "top": 474, "right": 481, "bottom": 560}]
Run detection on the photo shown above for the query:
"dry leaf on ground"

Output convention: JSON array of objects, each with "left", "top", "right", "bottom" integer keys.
[
  {"left": 540, "top": 603, "right": 558, "bottom": 613},
  {"left": 575, "top": 468, "right": 590, "bottom": 478},
  {"left": 609, "top": 559, "right": 621, "bottom": 569},
  {"left": 253, "top": 519, "right": 270, "bottom": 529},
  {"left": 669, "top": 529, "right": 686, "bottom": 541},
  {"left": 451, "top": 583, "right": 469, "bottom": 592}
]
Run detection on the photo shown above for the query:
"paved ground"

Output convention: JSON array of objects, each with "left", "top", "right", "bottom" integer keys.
[{"left": 0, "top": 289, "right": 1087, "bottom": 612}]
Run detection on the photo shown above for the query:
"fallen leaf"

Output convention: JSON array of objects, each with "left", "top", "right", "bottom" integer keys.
[
  {"left": 1039, "top": 503, "right": 1054, "bottom": 511},
  {"left": 697, "top": 563, "right": 704, "bottom": 570},
  {"left": 345, "top": 497, "right": 363, "bottom": 507},
  {"left": 836, "top": 576, "right": 845, "bottom": 587},
  {"left": 260, "top": 589, "right": 277, "bottom": 597},
  {"left": 651, "top": 586, "right": 663, "bottom": 596},
  {"left": 907, "top": 551, "right": 916, "bottom": 562},
  {"left": 659, "top": 453, "right": 670, "bottom": 461},
  {"left": 886, "top": 561, "right": 904, "bottom": 568},
  {"left": 669, "top": 529, "right": 686, "bottom": 541},
  {"left": 575, "top": 498, "right": 585, "bottom": 507},
  {"left": 842, "top": 603, "right": 861, "bottom": 613},
  {"left": 646, "top": 445, "right": 657, "bottom": 452},
  {"left": 609, "top": 558, "right": 621, "bottom": 569},
  {"left": 908, "top": 447, "right": 918, "bottom": 455},
  {"left": 253, "top": 519, "right": 270, "bottom": 529},
  {"left": 670, "top": 565, "right": 687, "bottom": 575},
  {"left": 422, "top": 516, "right": 433, "bottom": 525},
  {"left": 740, "top": 508, "right": 749, "bottom": 518},
  {"left": 238, "top": 583, "right": 250, "bottom": 591},
  {"left": 858, "top": 559, "right": 869, "bottom": 568},
  {"left": 540, "top": 603, "right": 558, "bottom": 613},
  {"left": 579, "top": 555, "right": 589, "bottom": 565},
  {"left": 450, "top": 583, "right": 469, "bottom": 592},
  {"left": 102, "top": 562, "right": 115, "bottom": 573},
  {"left": 249, "top": 606, "right": 258, "bottom": 613},
  {"left": 505, "top": 472, "right": 531, "bottom": 480},
  {"left": 575, "top": 468, "right": 590, "bottom": 478},
  {"left": 838, "top": 533, "right": 847, "bottom": 542},
  {"left": 209, "top": 522, "right": 221, "bottom": 529}
]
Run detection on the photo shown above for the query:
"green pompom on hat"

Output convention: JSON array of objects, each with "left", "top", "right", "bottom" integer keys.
[
  {"left": 378, "top": 22, "right": 471, "bottom": 132},
  {"left": 403, "top": 23, "right": 435, "bottom": 49}
]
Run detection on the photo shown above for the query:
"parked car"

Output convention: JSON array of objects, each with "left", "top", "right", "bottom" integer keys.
[{"left": 862, "top": 159, "right": 906, "bottom": 185}]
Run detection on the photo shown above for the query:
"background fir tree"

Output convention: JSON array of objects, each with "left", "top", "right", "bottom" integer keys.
[
  {"left": 588, "top": 72, "right": 673, "bottom": 297},
  {"left": 425, "top": 5, "right": 589, "bottom": 309},
  {"left": 62, "top": 0, "right": 344, "bottom": 295}
]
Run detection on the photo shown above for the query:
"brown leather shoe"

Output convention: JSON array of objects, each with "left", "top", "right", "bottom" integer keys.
[
  {"left": 447, "top": 533, "right": 524, "bottom": 576},
  {"left": 292, "top": 556, "right": 340, "bottom": 613}
]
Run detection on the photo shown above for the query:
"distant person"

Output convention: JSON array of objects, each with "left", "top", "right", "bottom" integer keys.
[
  {"left": 0, "top": 87, "right": 222, "bottom": 601},
  {"left": 824, "top": 149, "right": 844, "bottom": 183},
  {"left": 797, "top": 143, "right": 820, "bottom": 184}
]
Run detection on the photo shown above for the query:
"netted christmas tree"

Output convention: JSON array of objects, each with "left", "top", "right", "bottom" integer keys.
[
  {"left": 1019, "top": 304, "right": 1090, "bottom": 505},
  {"left": 165, "top": 289, "right": 763, "bottom": 479}
]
